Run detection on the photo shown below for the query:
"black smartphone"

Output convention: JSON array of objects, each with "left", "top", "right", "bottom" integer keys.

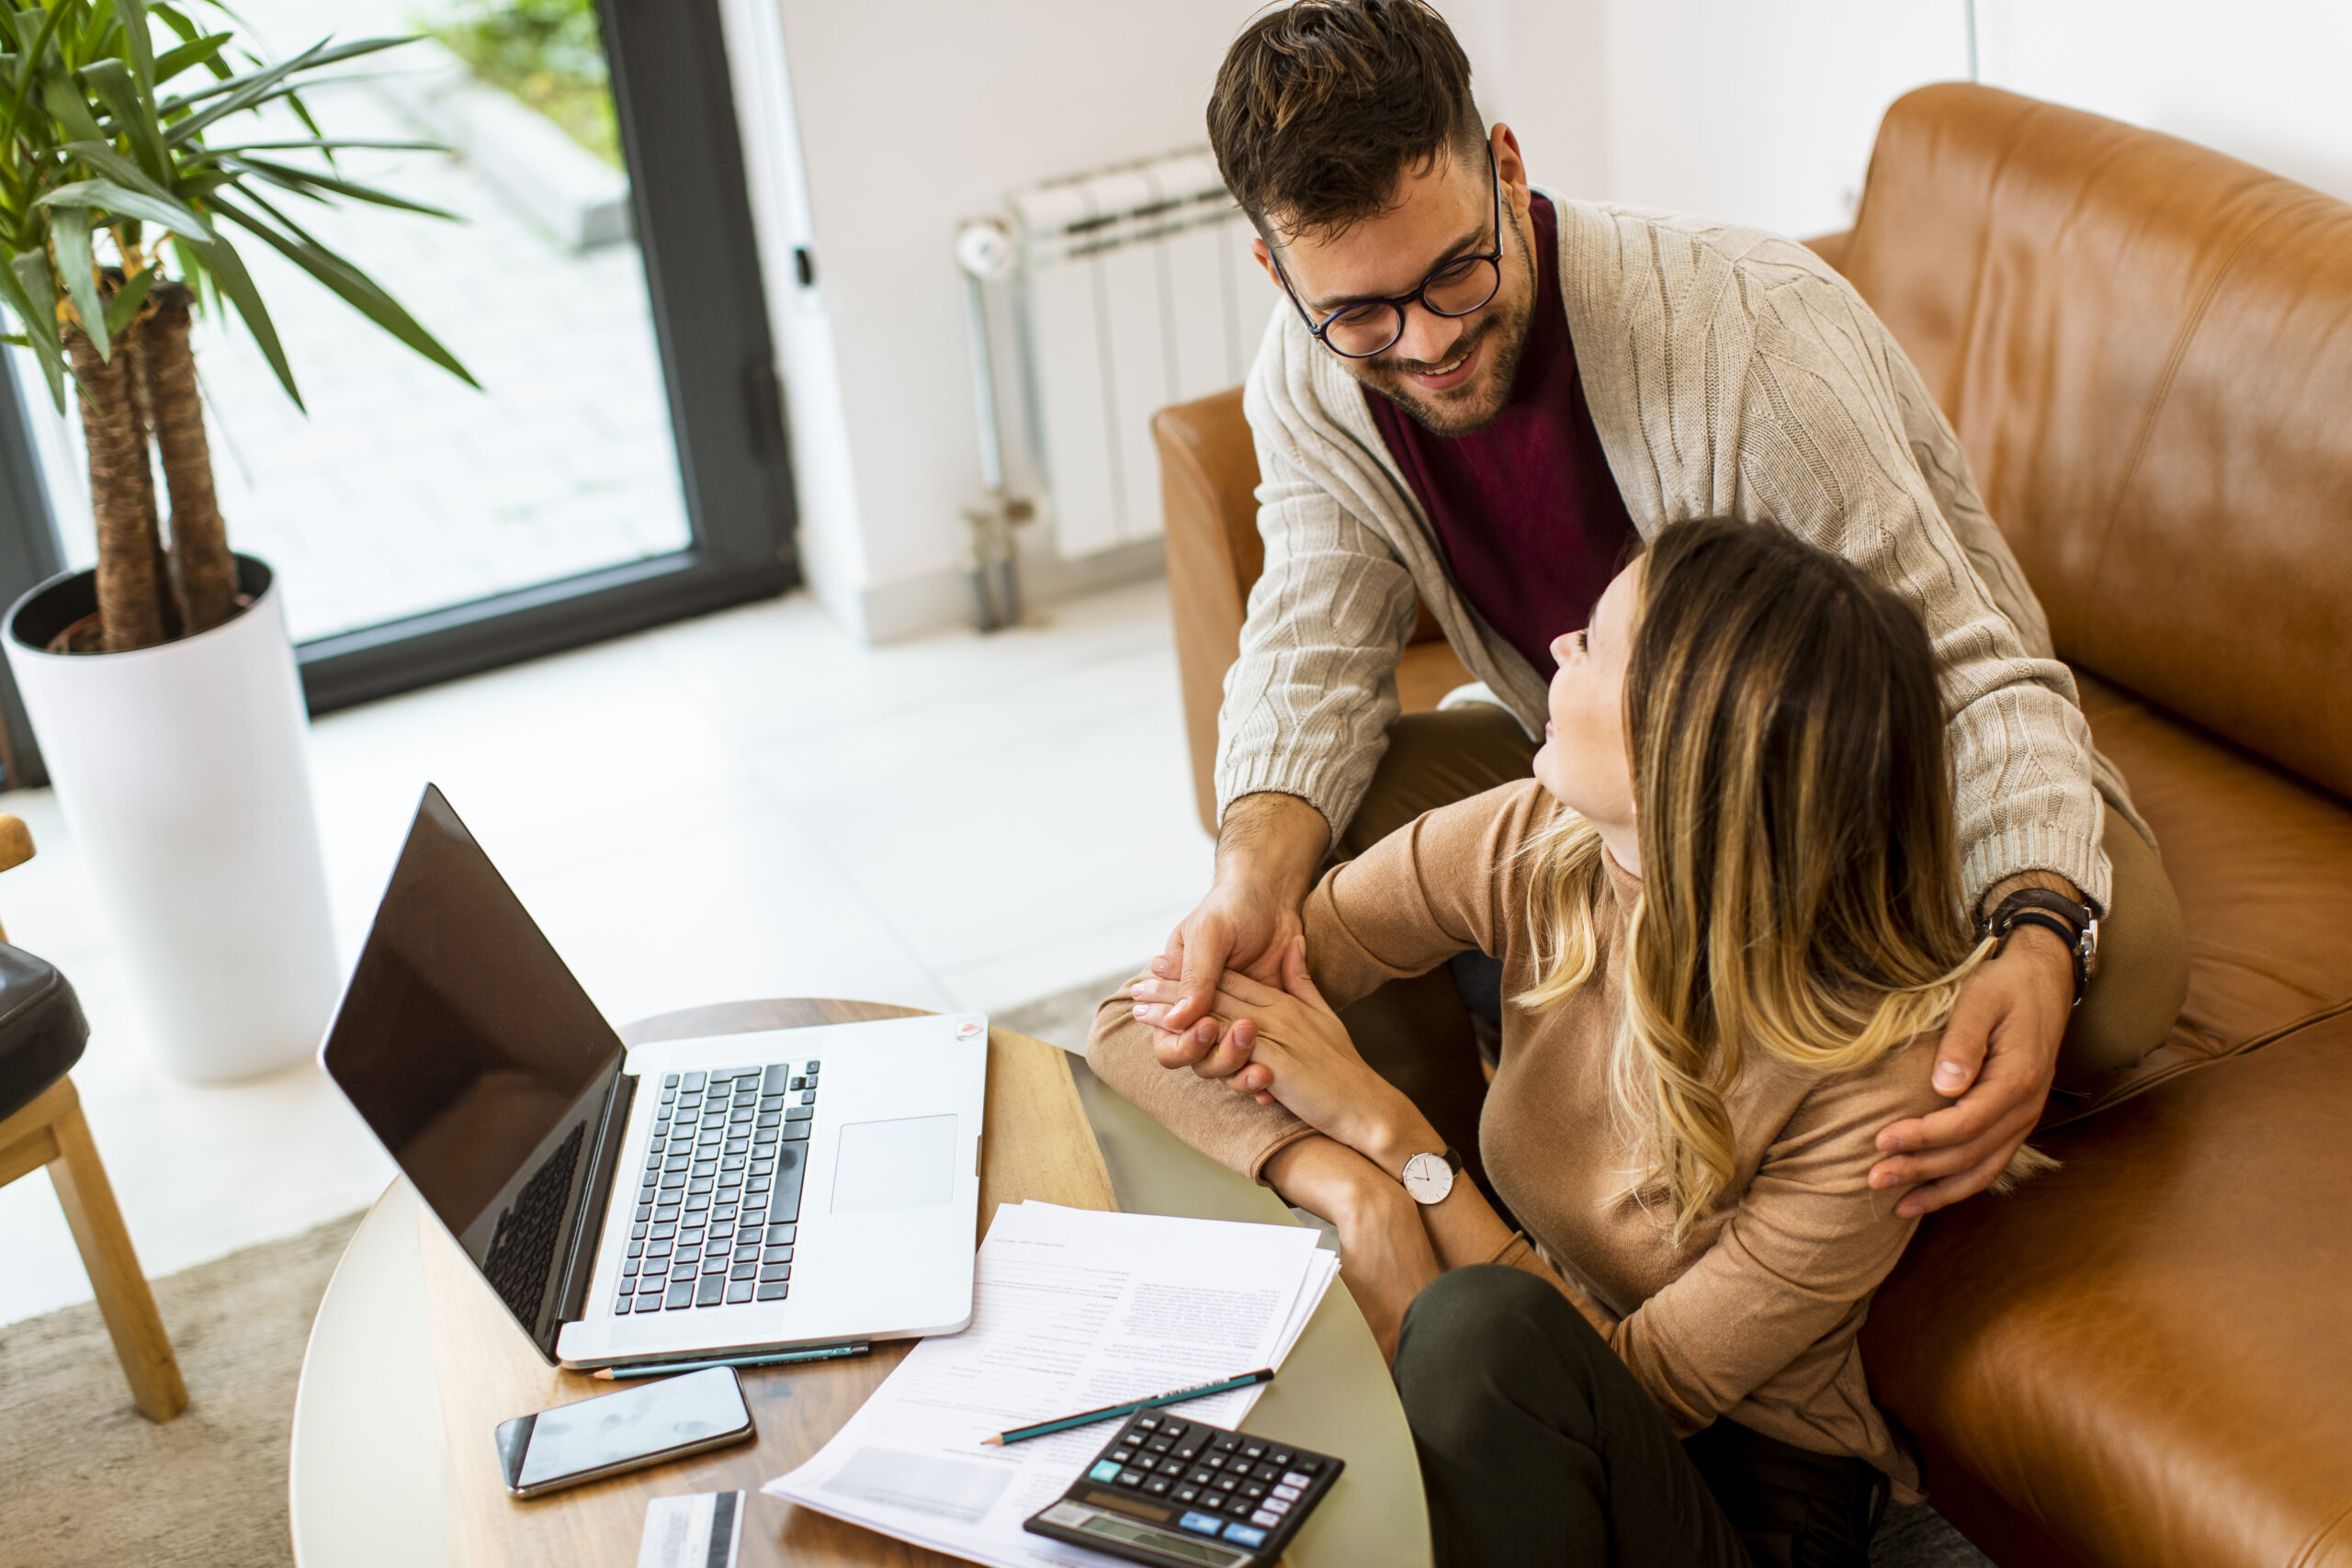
[{"left": 494, "top": 1366, "right": 755, "bottom": 1497}]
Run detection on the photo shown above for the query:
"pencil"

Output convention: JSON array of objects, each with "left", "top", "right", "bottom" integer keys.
[
  {"left": 591, "top": 1341, "right": 871, "bottom": 1380},
  {"left": 979, "top": 1368, "right": 1276, "bottom": 1446}
]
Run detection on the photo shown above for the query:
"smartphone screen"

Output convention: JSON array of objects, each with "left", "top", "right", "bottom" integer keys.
[{"left": 497, "top": 1367, "right": 753, "bottom": 1495}]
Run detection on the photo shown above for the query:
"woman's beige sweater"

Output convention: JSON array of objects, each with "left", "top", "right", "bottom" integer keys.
[
  {"left": 1217, "top": 192, "right": 2144, "bottom": 914},
  {"left": 1088, "top": 780, "right": 1943, "bottom": 1495}
]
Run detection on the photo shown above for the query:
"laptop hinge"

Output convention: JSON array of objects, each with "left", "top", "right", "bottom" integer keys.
[{"left": 548, "top": 1068, "right": 637, "bottom": 1346}]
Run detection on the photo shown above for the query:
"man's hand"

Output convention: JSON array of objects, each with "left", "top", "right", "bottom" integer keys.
[
  {"left": 1871, "top": 924, "right": 2075, "bottom": 1217},
  {"left": 1148, "top": 793, "right": 1329, "bottom": 1077}
]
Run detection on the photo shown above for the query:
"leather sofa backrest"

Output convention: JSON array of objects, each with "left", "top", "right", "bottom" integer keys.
[{"left": 1840, "top": 83, "right": 2352, "bottom": 801}]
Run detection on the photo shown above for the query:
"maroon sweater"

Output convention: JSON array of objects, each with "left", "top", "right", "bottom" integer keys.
[{"left": 1366, "top": 197, "right": 1639, "bottom": 680}]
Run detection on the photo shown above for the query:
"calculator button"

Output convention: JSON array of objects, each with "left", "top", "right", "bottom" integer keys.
[
  {"left": 1146, "top": 1479, "right": 1172, "bottom": 1495},
  {"left": 1269, "top": 1450, "right": 1294, "bottom": 1466},
  {"left": 1118, "top": 1469, "right": 1146, "bottom": 1487},
  {"left": 1186, "top": 1470, "right": 1214, "bottom": 1486},
  {"left": 1089, "top": 1461, "right": 1124, "bottom": 1483},
  {"left": 1252, "top": 1462, "right": 1280, "bottom": 1482},
  {"left": 1172, "top": 1442, "right": 1199, "bottom": 1461},
  {"left": 1173, "top": 1486, "right": 1199, "bottom": 1504},
  {"left": 1241, "top": 1483, "right": 1268, "bottom": 1501},
  {"left": 1282, "top": 1471, "right": 1312, "bottom": 1489},
  {"left": 1216, "top": 1476, "right": 1239, "bottom": 1493},
  {"left": 1272, "top": 1483, "right": 1301, "bottom": 1502},
  {"left": 1265, "top": 1497, "right": 1293, "bottom": 1516},
  {"left": 1240, "top": 1442, "right": 1266, "bottom": 1461},
  {"left": 1212, "top": 1434, "right": 1241, "bottom": 1451},
  {"left": 1157, "top": 1460, "right": 1186, "bottom": 1476},
  {"left": 1180, "top": 1512, "right": 1225, "bottom": 1537},
  {"left": 1134, "top": 1416, "right": 1159, "bottom": 1431},
  {"left": 1250, "top": 1510, "right": 1281, "bottom": 1529},
  {"left": 1295, "top": 1458, "right": 1323, "bottom": 1473},
  {"left": 1148, "top": 1437, "right": 1174, "bottom": 1453},
  {"left": 1110, "top": 1449, "right": 1135, "bottom": 1465},
  {"left": 1222, "top": 1524, "right": 1268, "bottom": 1548}
]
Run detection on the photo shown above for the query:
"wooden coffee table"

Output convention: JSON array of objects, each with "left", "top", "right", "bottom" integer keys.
[{"left": 289, "top": 999, "right": 1430, "bottom": 1567}]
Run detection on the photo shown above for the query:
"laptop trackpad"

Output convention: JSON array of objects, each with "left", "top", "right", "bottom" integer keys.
[{"left": 831, "top": 1114, "right": 959, "bottom": 1215}]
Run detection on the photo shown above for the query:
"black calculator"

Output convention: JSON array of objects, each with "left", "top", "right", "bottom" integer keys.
[{"left": 1022, "top": 1411, "right": 1342, "bottom": 1567}]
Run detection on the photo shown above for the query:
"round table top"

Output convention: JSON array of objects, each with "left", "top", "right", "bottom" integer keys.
[{"left": 288, "top": 998, "right": 1430, "bottom": 1568}]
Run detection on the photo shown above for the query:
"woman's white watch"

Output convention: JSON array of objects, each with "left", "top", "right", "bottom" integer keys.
[{"left": 1400, "top": 1148, "right": 1464, "bottom": 1205}]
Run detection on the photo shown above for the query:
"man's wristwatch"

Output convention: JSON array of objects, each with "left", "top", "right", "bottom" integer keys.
[
  {"left": 1982, "top": 888, "right": 2101, "bottom": 1008},
  {"left": 1399, "top": 1148, "right": 1464, "bottom": 1205}
]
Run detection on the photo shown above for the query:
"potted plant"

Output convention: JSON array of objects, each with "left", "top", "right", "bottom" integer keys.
[{"left": 0, "top": 1, "right": 474, "bottom": 1081}]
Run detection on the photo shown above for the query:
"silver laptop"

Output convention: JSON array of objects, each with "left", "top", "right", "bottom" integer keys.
[{"left": 321, "top": 785, "right": 988, "bottom": 1371}]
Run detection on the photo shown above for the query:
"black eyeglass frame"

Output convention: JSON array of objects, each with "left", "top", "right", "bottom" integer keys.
[{"left": 1266, "top": 143, "right": 1505, "bottom": 361}]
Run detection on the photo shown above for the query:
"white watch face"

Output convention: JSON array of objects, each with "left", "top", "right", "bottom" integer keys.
[{"left": 1401, "top": 1152, "right": 1454, "bottom": 1205}]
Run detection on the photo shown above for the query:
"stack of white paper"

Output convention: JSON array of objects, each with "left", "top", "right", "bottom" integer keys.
[{"left": 765, "top": 1201, "right": 1341, "bottom": 1567}]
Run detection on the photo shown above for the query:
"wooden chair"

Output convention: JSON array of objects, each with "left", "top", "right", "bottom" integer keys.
[{"left": 0, "top": 814, "right": 187, "bottom": 1421}]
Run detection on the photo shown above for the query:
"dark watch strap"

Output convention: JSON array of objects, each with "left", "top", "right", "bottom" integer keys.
[{"left": 1984, "top": 891, "right": 2096, "bottom": 1008}]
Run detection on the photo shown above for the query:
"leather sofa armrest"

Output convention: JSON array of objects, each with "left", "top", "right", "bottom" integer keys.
[{"left": 1155, "top": 389, "right": 1260, "bottom": 837}]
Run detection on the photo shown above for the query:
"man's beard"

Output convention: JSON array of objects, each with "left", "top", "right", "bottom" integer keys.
[{"left": 1353, "top": 220, "right": 1538, "bottom": 436}]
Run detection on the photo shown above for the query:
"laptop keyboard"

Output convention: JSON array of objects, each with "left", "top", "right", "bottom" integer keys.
[{"left": 612, "top": 1060, "right": 820, "bottom": 1314}]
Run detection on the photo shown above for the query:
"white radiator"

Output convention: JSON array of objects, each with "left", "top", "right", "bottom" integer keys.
[{"left": 957, "top": 152, "right": 1268, "bottom": 560}]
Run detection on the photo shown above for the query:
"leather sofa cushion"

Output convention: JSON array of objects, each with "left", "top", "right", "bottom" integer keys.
[
  {"left": 0, "top": 944, "right": 85, "bottom": 1123},
  {"left": 2054, "top": 672, "right": 2352, "bottom": 1121},
  {"left": 1865, "top": 1017, "right": 2352, "bottom": 1568},
  {"left": 1840, "top": 84, "right": 2352, "bottom": 804}
]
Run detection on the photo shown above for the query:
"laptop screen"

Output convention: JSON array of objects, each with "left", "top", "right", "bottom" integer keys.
[{"left": 323, "top": 785, "right": 624, "bottom": 1356}]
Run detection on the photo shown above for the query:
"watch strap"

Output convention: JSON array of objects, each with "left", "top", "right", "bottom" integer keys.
[{"left": 1985, "top": 902, "right": 2093, "bottom": 1007}]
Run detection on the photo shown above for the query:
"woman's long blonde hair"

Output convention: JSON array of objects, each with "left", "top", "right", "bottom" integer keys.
[{"left": 1520, "top": 520, "right": 1992, "bottom": 1245}]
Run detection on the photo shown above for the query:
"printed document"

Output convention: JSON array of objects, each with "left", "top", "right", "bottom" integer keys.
[{"left": 765, "top": 1201, "right": 1340, "bottom": 1567}]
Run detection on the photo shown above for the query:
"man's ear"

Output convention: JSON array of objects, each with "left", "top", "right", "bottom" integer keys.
[
  {"left": 1250, "top": 234, "right": 1280, "bottom": 288},
  {"left": 1491, "top": 122, "right": 1533, "bottom": 219}
]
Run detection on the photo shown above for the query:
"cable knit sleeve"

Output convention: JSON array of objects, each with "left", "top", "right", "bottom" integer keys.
[{"left": 1213, "top": 321, "right": 1423, "bottom": 838}]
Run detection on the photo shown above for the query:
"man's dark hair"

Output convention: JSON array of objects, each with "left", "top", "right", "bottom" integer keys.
[{"left": 1209, "top": 1, "right": 1485, "bottom": 243}]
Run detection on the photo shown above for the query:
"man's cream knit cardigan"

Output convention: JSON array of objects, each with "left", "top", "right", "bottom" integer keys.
[{"left": 1216, "top": 195, "right": 2143, "bottom": 912}]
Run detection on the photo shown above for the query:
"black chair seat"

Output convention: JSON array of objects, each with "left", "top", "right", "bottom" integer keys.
[{"left": 0, "top": 943, "right": 87, "bottom": 1123}]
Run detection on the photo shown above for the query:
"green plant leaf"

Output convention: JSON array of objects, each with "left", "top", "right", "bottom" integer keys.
[
  {"left": 0, "top": 257, "right": 65, "bottom": 410},
  {"left": 211, "top": 190, "right": 476, "bottom": 388},
  {"left": 100, "top": 258, "right": 153, "bottom": 333},
  {"left": 186, "top": 224, "right": 300, "bottom": 407},
  {"left": 83, "top": 59, "right": 171, "bottom": 182},
  {"left": 231, "top": 155, "right": 458, "bottom": 219},
  {"left": 40, "top": 72, "right": 107, "bottom": 146},
  {"left": 160, "top": 34, "right": 408, "bottom": 131},
  {"left": 152, "top": 29, "right": 229, "bottom": 85},
  {"left": 49, "top": 200, "right": 107, "bottom": 357},
  {"left": 118, "top": 0, "right": 158, "bottom": 96},
  {"left": 0, "top": 2, "right": 71, "bottom": 159},
  {"left": 40, "top": 175, "right": 213, "bottom": 238},
  {"left": 198, "top": 136, "right": 439, "bottom": 154}
]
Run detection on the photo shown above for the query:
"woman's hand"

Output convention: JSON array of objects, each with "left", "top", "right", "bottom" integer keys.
[
  {"left": 1262, "top": 1137, "right": 1438, "bottom": 1364},
  {"left": 1131, "top": 936, "right": 1442, "bottom": 1177}
]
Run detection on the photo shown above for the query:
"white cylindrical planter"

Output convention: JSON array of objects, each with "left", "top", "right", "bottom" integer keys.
[{"left": 6, "top": 557, "right": 339, "bottom": 1081}]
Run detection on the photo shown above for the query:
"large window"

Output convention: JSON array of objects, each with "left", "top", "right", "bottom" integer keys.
[{"left": 0, "top": 0, "right": 795, "bottom": 782}]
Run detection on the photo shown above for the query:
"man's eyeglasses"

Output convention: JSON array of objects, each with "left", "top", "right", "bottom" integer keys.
[{"left": 1267, "top": 144, "right": 1505, "bottom": 361}]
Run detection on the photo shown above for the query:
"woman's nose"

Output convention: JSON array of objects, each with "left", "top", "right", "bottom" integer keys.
[{"left": 1550, "top": 631, "right": 1574, "bottom": 660}]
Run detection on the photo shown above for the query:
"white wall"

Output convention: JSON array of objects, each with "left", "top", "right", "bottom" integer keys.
[{"left": 743, "top": 0, "right": 2350, "bottom": 642}]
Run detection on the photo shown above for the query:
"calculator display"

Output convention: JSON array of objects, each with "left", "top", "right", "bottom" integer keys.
[{"left": 1039, "top": 1503, "right": 1248, "bottom": 1565}]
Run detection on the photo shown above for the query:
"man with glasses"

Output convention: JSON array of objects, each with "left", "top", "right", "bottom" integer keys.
[{"left": 1143, "top": 0, "right": 2188, "bottom": 1219}]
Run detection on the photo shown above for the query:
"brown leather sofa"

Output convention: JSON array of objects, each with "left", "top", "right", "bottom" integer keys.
[{"left": 1148, "top": 83, "right": 2352, "bottom": 1568}]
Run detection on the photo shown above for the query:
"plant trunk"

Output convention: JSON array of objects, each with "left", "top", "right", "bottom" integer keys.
[
  {"left": 143, "top": 282, "right": 237, "bottom": 635},
  {"left": 120, "top": 310, "right": 185, "bottom": 643},
  {"left": 64, "top": 325, "right": 171, "bottom": 654}
]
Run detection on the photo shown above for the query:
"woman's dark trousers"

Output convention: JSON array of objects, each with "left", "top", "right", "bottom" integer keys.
[{"left": 1391, "top": 1266, "right": 1889, "bottom": 1568}]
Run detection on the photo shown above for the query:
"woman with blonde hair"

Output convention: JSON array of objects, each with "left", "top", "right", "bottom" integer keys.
[{"left": 1097, "top": 517, "right": 2030, "bottom": 1566}]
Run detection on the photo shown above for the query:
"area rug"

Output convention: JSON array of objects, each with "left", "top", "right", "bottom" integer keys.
[{"left": 0, "top": 1211, "right": 362, "bottom": 1568}]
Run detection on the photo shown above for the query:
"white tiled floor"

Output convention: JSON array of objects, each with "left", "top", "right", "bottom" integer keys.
[{"left": 0, "top": 579, "right": 1211, "bottom": 1325}]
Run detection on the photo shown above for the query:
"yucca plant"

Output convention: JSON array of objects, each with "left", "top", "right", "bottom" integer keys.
[{"left": 0, "top": 0, "right": 475, "bottom": 654}]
